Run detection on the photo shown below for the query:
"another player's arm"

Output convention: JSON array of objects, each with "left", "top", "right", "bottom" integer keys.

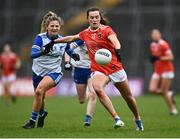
[
  {"left": 160, "top": 50, "right": 174, "bottom": 61},
  {"left": 65, "top": 52, "right": 71, "bottom": 62},
  {"left": 65, "top": 43, "right": 80, "bottom": 61},
  {"left": 64, "top": 40, "right": 84, "bottom": 71},
  {"left": 64, "top": 52, "right": 72, "bottom": 71},
  {"left": 54, "top": 34, "right": 80, "bottom": 43},
  {"left": 16, "top": 57, "right": 21, "bottom": 69},
  {"left": 108, "top": 34, "right": 122, "bottom": 61},
  {"left": 64, "top": 40, "right": 83, "bottom": 62}
]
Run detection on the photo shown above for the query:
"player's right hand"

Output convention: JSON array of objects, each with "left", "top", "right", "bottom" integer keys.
[
  {"left": 72, "top": 53, "right": 80, "bottom": 61},
  {"left": 64, "top": 61, "right": 72, "bottom": 71},
  {"left": 42, "top": 41, "right": 54, "bottom": 54}
]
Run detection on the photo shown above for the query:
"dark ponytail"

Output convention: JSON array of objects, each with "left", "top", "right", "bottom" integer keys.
[{"left": 86, "top": 7, "right": 109, "bottom": 25}]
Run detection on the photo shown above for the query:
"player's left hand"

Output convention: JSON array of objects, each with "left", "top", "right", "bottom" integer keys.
[
  {"left": 115, "top": 48, "right": 122, "bottom": 62},
  {"left": 72, "top": 53, "right": 80, "bottom": 61}
]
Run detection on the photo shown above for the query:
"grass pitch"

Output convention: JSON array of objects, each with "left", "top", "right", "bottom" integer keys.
[{"left": 0, "top": 95, "right": 180, "bottom": 138}]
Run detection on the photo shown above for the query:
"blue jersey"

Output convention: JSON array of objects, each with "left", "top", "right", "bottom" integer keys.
[{"left": 31, "top": 32, "right": 67, "bottom": 76}]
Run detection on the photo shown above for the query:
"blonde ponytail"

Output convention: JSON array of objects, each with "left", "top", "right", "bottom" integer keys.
[{"left": 40, "top": 11, "right": 57, "bottom": 33}]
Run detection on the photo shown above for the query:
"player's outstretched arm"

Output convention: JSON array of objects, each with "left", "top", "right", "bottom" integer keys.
[
  {"left": 70, "top": 40, "right": 84, "bottom": 48},
  {"left": 54, "top": 34, "right": 80, "bottom": 43}
]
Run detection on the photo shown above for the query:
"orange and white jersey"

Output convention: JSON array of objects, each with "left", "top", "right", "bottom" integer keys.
[
  {"left": 150, "top": 39, "right": 174, "bottom": 74},
  {"left": 0, "top": 53, "right": 18, "bottom": 76},
  {"left": 79, "top": 24, "right": 123, "bottom": 75}
]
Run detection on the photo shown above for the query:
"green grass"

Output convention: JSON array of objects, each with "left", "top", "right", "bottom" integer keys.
[{"left": 0, "top": 95, "right": 180, "bottom": 138}]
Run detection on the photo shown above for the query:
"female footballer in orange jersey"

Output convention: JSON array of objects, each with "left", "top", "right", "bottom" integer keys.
[
  {"left": 0, "top": 43, "right": 21, "bottom": 105},
  {"left": 45, "top": 7, "right": 144, "bottom": 131},
  {"left": 149, "top": 29, "right": 178, "bottom": 115}
]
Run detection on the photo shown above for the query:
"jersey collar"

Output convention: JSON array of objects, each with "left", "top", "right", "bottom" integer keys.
[
  {"left": 46, "top": 32, "right": 59, "bottom": 40},
  {"left": 88, "top": 24, "right": 102, "bottom": 32}
]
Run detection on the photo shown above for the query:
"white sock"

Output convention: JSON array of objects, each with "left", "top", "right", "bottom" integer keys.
[
  {"left": 114, "top": 115, "right": 120, "bottom": 119},
  {"left": 168, "top": 91, "right": 173, "bottom": 97},
  {"left": 171, "top": 109, "right": 178, "bottom": 114}
]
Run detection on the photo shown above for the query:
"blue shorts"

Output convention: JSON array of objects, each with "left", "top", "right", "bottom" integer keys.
[
  {"left": 73, "top": 67, "right": 91, "bottom": 84},
  {"left": 32, "top": 72, "right": 63, "bottom": 88}
]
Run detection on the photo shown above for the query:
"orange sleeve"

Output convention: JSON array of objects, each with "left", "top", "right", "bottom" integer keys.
[
  {"left": 161, "top": 42, "right": 170, "bottom": 53},
  {"left": 79, "top": 30, "right": 85, "bottom": 41},
  {"left": 105, "top": 26, "right": 116, "bottom": 38}
]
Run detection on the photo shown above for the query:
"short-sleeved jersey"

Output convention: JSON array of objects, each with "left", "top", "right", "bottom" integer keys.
[
  {"left": 0, "top": 53, "right": 17, "bottom": 76},
  {"left": 70, "top": 41, "right": 90, "bottom": 69},
  {"left": 32, "top": 32, "right": 67, "bottom": 76},
  {"left": 79, "top": 24, "right": 123, "bottom": 75},
  {"left": 150, "top": 39, "right": 174, "bottom": 74}
]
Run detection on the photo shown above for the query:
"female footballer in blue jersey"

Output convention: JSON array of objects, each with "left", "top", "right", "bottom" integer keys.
[
  {"left": 22, "top": 13, "right": 79, "bottom": 129},
  {"left": 64, "top": 40, "right": 97, "bottom": 126}
]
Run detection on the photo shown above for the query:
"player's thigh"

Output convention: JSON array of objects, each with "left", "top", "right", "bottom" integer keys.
[
  {"left": 149, "top": 73, "right": 160, "bottom": 92},
  {"left": 3, "top": 82, "right": 12, "bottom": 89},
  {"left": 36, "top": 76, "right": 56, "bottom": 94},
  {"left": 91, "top": 72, "right": 109, "bottom": 91},
  {"left": 114, "top": 79, "right": 132, "bottom": 97},
  {"left": 76, "top": 84, "right": 87, "bottom": 101},
  {"left": 73, "top": 67, "right": 90, "bottom": 99},
  {"left": 160, "top": 78, "right": 172, "bottom": 93},
  {"left": 2, "top": 74, "right": 15, "bottom": 90}
]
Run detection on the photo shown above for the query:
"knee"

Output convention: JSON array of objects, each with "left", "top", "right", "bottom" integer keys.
[
  {"left": 88, "top": 92, "right": 97, "bottom": 102},
  {"left": 93, "top": 84, "right": 104, "bottom": 94},
  {"left": 35, "top": 87, "right": 44, "bottom": 98}
]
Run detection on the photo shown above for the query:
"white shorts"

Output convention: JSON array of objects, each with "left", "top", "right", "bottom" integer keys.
[
  {"left": 1, "top": 74, "right": 16, "bottom": 84},
  {"left": 91, "top": 69, "right": 127, "bottom": 83},
  {"left": 152, "top": 71, "right": 174, "bottom": 79}
]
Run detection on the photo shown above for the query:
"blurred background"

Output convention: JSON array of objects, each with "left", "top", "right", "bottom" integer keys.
[{"left": 0, "top": 0, "right": 180, "bottom": 96}]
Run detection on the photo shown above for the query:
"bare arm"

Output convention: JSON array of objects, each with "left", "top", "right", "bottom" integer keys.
[
  {"left": 16, "top": 58, "right": 21, "bottom": 69},
  {"left": 160, "top": 50, "right": 174, "bottom": 61},
  {"left": 108, "top": 34, "right": 122, "bottom": 61},
  {"left": 108, "top": 34, "right": 121, "bottom": 49},
  {"left": 64, "top": 52, "right": 71, "bottom": 62},
  {"left": 54, "top": 34, "right": 80, "bottom": 43},
  {"left": 64, "top": 52, "right": 72, "bottom": 71}
]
